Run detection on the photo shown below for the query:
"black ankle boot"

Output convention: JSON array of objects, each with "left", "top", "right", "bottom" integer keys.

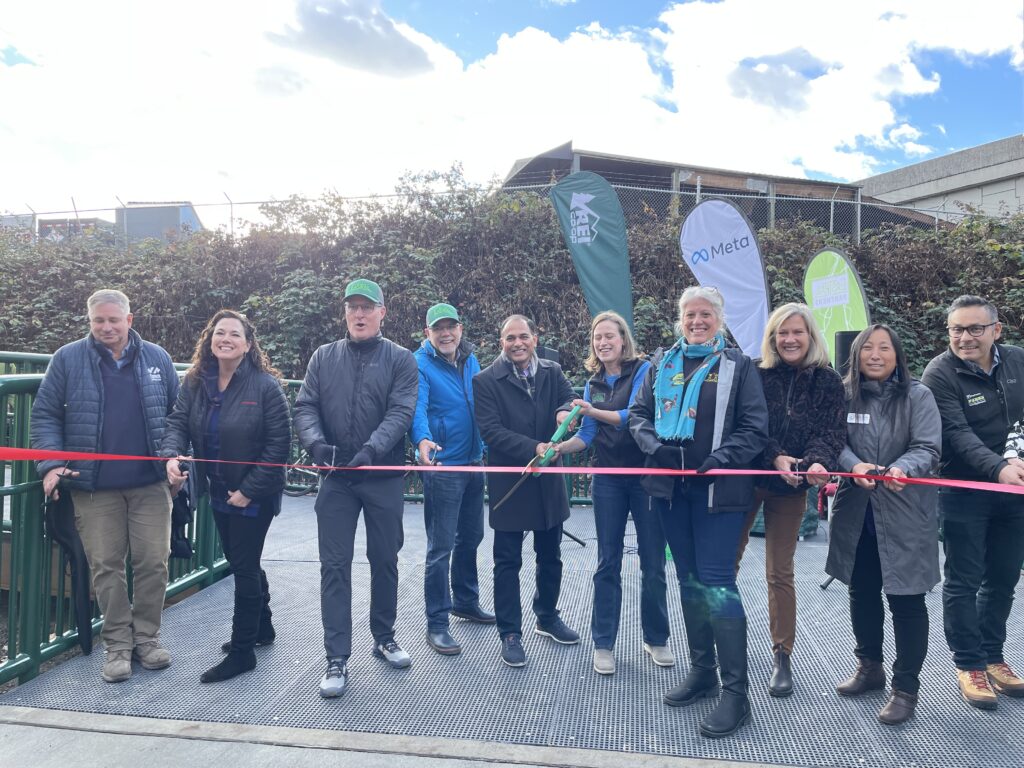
[
  {"left": 222, "top": 619, "right": 275, "bottom": 653},
  {"left": 200, "top": 649, "right": 257, "bottom": 683},
  {"left": 700, "top": 615, "right": 752, "bottom": 738},
  {"left": 769, "top": 649, "right": 794, "bottom": 697},
  {"left": 665, "top": 596, "right": 719, "bottom": 707}
]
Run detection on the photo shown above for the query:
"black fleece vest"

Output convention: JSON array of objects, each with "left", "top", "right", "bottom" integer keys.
[{"left": 589, "top": 359, "right": 647, "bottom": 468}]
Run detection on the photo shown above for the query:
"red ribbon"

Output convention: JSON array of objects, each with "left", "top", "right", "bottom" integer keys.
[{"left": 3, "top": 447, "right": 1023, "bottom": 496}]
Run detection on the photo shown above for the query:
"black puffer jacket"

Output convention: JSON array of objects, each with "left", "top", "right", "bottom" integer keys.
[
  {"left": 160, "top": 358, "right": 291, "bottom": 505},
  {"left": 758, "top": 363, "right": 847, "bottom": 494},
  {"left": 294, "top": 334, "right": 418, "bottom": 475}
]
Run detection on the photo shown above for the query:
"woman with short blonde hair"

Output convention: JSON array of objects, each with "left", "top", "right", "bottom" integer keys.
[{"left": 736, "top": 302, "right": 846, "bottom": 698}]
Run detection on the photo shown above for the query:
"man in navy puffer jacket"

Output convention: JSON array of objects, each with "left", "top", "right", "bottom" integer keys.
[
  {"left": 411, "top": 303, "right": 493, "bottom": 656},
  {"left": 31, "top": 289, "right": 179, "bottom": 684}
]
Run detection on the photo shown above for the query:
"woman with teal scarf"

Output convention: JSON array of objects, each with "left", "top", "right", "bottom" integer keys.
[{"left": 629, "top": 286, "right": 768, "bottom": 739}]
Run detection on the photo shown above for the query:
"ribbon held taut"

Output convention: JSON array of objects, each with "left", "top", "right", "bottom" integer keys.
[{"left": 3, "top": 446, "right": 1023, "bottom": 496}]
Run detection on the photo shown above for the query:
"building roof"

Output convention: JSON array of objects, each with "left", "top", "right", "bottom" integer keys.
[
  {"left": 503, "top": 141, "right": 862, "bottom": 200},
  {"left": 858, "top": 135, "right": 1024, "bottom": 201}
]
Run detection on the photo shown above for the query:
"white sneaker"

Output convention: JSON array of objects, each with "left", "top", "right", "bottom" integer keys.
[
  {"left": 373, "top": 640, "right": 412, "bottom": 669},
  {"left": 593, "top": 649, "right": 616, "bottom": 675},
  {"left": 319, "top": 658, "right": 348, "bottom": 698},
  {"left": 644, "top": 642, "right": 675, "bottom": 667}
]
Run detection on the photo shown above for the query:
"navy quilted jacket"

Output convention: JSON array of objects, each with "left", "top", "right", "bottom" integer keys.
[{"left": 31, "top": 329, "right": 179, "bottom": 490}]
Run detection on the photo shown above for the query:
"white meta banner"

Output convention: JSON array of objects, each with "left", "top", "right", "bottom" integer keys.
[{"left": 679, "top": 199, "right": 770, "bottom": 357}]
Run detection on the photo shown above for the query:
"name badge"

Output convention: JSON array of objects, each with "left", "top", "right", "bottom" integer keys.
[{"left": 847, "top": 413, "right": 870, "bottom": 425}]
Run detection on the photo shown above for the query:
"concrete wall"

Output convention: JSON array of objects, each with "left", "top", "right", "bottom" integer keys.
[{"left": 859, "top": 135, "right": 1024, "bottom": 218}]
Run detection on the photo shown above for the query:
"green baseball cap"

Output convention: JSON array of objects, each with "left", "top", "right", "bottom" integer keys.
[
  {"left": 426, "top": 302, "right": 460, "bottom": 327},
  {"left": 344, "top": 278, "right": 384, "bottom": 305}
]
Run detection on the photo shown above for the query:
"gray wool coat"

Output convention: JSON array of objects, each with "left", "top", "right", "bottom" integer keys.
[{"left": 825, "top": 379, "right": 942, "bottom": 595}]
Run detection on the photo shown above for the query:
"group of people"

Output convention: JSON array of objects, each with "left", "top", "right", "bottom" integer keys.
[{"left": 29, "top": 281, "right": 1023, "bottom": 740}]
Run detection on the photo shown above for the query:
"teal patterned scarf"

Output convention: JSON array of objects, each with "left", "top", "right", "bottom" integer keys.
[{"left": 654, "top": 332, "right": 725, "bottom": 441}]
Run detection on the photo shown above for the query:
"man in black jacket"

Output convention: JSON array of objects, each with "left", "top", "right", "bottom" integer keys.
[
  {"left": 473, "top": 315, "right": 578, "bottom": 668},
  {"left": 294, "top": 278, "right": 418, "bottom": 698},
  {"left": 922, "top": 295, "right": 1024, "bottom": 710}
]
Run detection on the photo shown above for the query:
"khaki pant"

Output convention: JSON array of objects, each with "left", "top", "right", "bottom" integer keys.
[
  {"left": 736, "top": 487, "right": 806, "bottom": 655},
  {"left": 72, "top": 482, "right": 172, "bottom": 652}
]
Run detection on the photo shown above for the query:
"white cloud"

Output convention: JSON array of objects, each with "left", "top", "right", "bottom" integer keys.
[
  {"left": 0, "top": 0, "right": 1020, "bottom": 228},
  {"left": 903, "top": 141, "right": 934, "bottom": 156}
]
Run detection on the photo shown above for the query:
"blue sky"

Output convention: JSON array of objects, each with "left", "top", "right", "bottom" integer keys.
[
  {"left": 0, "top": 0, "right": 1021, "bottom": 223},
  {"left": 386, "top": 0, "right": 671, "bottom": 62}
]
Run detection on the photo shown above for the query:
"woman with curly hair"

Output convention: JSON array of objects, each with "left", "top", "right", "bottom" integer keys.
[{"left": 162, "top": 310, "right": 291, "bottom": 683}]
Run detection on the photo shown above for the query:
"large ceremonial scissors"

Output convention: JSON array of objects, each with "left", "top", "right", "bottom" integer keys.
[{"left": 490, "top": 404, "right": 583, "bottom": 513}]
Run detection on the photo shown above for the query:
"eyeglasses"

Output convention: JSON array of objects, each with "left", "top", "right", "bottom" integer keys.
[
  {"left": 947, "top": 322, "right": 997, "bottom": 338},
  {"left": 344, "top": 301, "right": 380, "bottom": 314}
]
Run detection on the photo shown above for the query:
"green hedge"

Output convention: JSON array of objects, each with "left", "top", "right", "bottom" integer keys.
[{"left": 2, "top": 168, "right": 1021, "bottom": 381}]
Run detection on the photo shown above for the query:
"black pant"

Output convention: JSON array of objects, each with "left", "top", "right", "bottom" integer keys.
[
  {"left": 940, "top": 490, "right": 1024, "bottom": 670},
  {"left": 315, "top": 474, "right": 405, "bottom": 659},
  {"left": 212, "top": 504, "right": 275, "bottom": 651},
  {"left": 493, "top": 525, "right": 562, "bottom": 637},
  {"left": 849, "top": 526, "right": 928, "bottom": 695}
]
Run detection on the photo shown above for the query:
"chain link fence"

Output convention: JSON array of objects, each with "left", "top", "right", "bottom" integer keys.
[{"left": 0, "top": 180, "right": 987, "bottom": 247}]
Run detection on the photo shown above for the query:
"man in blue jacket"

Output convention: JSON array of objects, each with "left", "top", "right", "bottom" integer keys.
[
  {"left": 412, "top": 303, "right": 494, "bottom": 655},
  {"left": 30, "top": 289, "right": 179, "bottom": 684}
]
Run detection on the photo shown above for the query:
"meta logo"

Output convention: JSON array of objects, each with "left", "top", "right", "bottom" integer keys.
[{"left": 691, "top": 236, "right": 752, "bottom": 265}]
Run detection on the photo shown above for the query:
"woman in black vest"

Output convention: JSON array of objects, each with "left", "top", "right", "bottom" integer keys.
[
  {"left": 557, "top": 311, "right": 671, "bottom": 677},
  {"left": 163, "top": 310, "right": 291, "bottom": 683}
]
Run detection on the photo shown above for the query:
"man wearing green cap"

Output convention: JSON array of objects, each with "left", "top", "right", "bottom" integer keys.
[
  {"left": 412, "top": 303, "right": 494, "bottom": 656},
  {"left": 295, "top": 278, "right": 418, "bottom": 698}
]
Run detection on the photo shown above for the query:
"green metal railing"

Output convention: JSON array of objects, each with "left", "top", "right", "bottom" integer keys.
[
  {"left": 0, "top": 352, "right": 51, "bottom": 376},
  {"left": 0, "top": 373, "right": 228, "bottom": 685}
]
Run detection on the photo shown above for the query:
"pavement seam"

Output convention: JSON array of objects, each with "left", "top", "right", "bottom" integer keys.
[{"left": 0, "top": 706, "right": 793, "bottom": 768}]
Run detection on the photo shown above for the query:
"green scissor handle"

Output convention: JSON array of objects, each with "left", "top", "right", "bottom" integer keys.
[{"left": 535, "top": 403, "right": 584, "bottom": 472}]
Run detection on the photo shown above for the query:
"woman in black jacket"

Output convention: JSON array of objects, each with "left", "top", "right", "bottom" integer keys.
[
  {"left": 735, "top": 303, "right": 846, "bottom": 697},
  {"left": 163, "top": 310, "right": 291, "bottom": 683},
  {"left": 629, "top": 286, "right": 768, "bottom": 739}
]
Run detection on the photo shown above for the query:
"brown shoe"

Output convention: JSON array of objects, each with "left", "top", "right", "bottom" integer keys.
[
  {"left": 957, "top": 669, "right": 998, "bottom": 710},
  {"left": 101, "top": 650, "right": 132, "bottom": 683},
  {"left": 878, "top": 689, "right": 918, "bottom": 725},
  {"left": 987, "top": 662, "right": 1024, "bottom": 697},
  {"left": 133, "top": 641, "right": 171, "bottom": 670},
  {"left": 836, "top": 659, "right": 886, "bottom": 696}
]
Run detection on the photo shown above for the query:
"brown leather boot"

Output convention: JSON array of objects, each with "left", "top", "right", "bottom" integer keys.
[
  {"left": 836, "top": 659, "right": 886, "bottom": 696},
  {"left": 878, "top": 690, "right": 917, "bottom": 725}
]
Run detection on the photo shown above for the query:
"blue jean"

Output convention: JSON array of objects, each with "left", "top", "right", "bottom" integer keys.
[
  {"left": 590, "top": 474, "right": 669, "bottom": 649},
  {"left": 656, "top": 480, "right": 747, "bottom": 620},
  {"left": 940, "top": 490, "right": 1024, "bottom": 669},
  {"left": 423, "top": 469, "right": 486, "bottom": 632}
]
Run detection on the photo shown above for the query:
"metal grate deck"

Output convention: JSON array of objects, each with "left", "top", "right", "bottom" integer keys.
[{"left": 2, "top": 499, "right": 1021, "bottom": 768}]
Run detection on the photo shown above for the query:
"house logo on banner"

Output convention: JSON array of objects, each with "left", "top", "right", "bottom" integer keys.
[
  {"left": 690, "top": 236, "right": 753, "bottom": 265},
  {"left": 569, "top": 192, "right": 600, "bottom": 245}
]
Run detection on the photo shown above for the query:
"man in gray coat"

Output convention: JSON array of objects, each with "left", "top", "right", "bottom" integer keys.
[
  {"left": 473, "top": 315, "right": 578, "bottom": 668},
  {"left": 294, "top": 278, "right": 418, "bottom": 698}
]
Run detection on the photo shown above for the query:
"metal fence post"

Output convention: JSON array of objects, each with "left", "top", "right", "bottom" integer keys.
[{"left": 855, "top": 189, "right": 862, "bottom": 245}]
